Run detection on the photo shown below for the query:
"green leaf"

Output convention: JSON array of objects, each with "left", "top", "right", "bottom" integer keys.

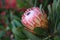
[
  {"left": 43, "top": 0, "right": 48, "bottom": 7},
  {"left": 23, "top": 29, "right": 41, "bottom": 40},
  {"left": 2, "top": 0, "right": 5, "bottom": 6},
  {"left": 0, "top": 25, "right": 5, "bottom": 30},
  {"left": 13, "top": 20, "right": 22, "bottom": 27},
  {"left": 52, "top": 0, "right": 58, "bottom": 12},
  {"left": 11, "top": 20, "right": 16, "bottom": 34},
  {"left": 10, "top": 10, "right": 13, "bottom": 21},
  {"left": 14, "top": 27, "right": 28, "bottom": 40},
  {"left": 42, "top": 0, "right": 49, "bottom": 12},
  {"left": 11, "top": 20, "right": 27, "bottom": 40},
  {"left": 1, "top": 36, "right": 10, "bottom": 40},
  {"left": 17, "top": 0, "right": 32, "bottom": 8},
  {"left": 57, "top": 23, "right": 60, "bottom": 34},
  {"left": 0, "top": 30, "right": 5, "bottom": 38},
  {"left": 14, "top": 11, "right": 23, "bottom": 19},
  {"left": 54, "top": 36, "right": 60, "bottom": 40},
  {"left": 48, "top": 0, "right": 60, "bottom": 34},
  {"left": 34, "top": 27, "right": 48, "bottom": 37},
  {"left": 39, "top": 4, "right": 42, "bottom": 10}
]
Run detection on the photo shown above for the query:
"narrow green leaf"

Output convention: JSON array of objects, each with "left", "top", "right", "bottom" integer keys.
[
  {"left": 54, "top": 36, "right": 60, "bottom": 40},
  {"left": 23, "top": 29, "right": 41, "bottom": 40},
  {"left": 13, "top": 20, "right": 22, "bottom": 27},
  {"left": 14, "top": 27, "right": 28, "bottom": 40},
  {"left": 0, "top": 30, "right": 5, "bottom": 38},
  {"left": 57, "top": 23, "right": 60, "bottom": 34},
  {"left": 34, "top": 27, "right": 48, "bottom": 37},
  {"left": 11, "top": 20, "right": 16, "bottom": 34}
]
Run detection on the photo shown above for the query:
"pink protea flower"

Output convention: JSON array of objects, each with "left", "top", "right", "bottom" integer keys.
[
  {"left": 5, "top": 0, "right": 17, "bottom": 9},
  {"left": 0, "top": 0, "right": 2, "bottom": 8},
  {"left": 9, "top": 0, "right": 17, "bottom": 8},
  {"left": 1, "top": 19, "right": 7, "bottom": 28},
  {"left": 21, "top": 7, "right": 48, "bottom": 32},
  {"left": 1, "top": 11, "right": 6, "bottom": 16}
]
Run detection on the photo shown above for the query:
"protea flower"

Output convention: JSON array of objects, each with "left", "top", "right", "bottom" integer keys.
[
  {"left": 1, "top": 11, "right": 6, "bottom": 16},
  {"left": 5, "top": 0, "right": 17, "bottom": 9},
  {"left": 0, "top": 0, "right": 17, "bottom": 9},
  {"left": 21, "top": 7, "right": 48, "bottom": 33},
  {"left": 0, "top": 0, "right": 2, "bottom": 8},
  {"left": 9, "top": 0, "right": 17, "bottom": 8}
]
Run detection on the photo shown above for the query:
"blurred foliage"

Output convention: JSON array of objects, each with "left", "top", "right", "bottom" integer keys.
[
  {"left": 0, "top": 0, "right": 60, "bottom": 40},
  {"left": 16, "top": 0, "right": 33, "bottom": 8}
]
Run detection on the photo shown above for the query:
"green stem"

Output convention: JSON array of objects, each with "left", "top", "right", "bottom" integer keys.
[
  {"left": 43, "top": 35, "right": 51, "bottom": 40},
  {"left": 54, "top": 20, "right": 58, "bottom": 34},
  {"left": 34, "top": 0, "right": 37, "bottom": 7}
]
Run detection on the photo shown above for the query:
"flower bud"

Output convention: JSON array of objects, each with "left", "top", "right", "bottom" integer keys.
[{"left": 21, "top": 7, "right": 48, "bottom": 32}]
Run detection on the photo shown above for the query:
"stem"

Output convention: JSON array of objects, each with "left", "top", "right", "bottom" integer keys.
[
  {"left": 34, "top": 0, "right": 37, "bottom": 7},
  {"left": 54, "top": 20, "right": 58, "bottom": 34},
  {"left": 43, "top": 35, "right": 51, "bottom": 40}
]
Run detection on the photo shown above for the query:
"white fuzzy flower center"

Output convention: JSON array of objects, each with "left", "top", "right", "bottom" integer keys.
[{"left": 25, "top": 10, "right": 34, "bottom": 21}]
